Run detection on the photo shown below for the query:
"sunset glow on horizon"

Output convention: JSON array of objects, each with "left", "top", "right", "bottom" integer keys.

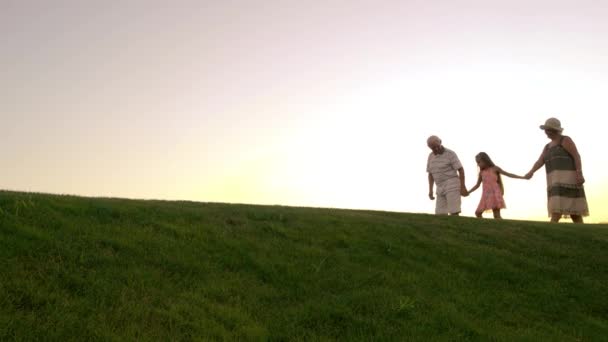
[{"left": 2, "top": 1, "right": 607, "bottom": 222}]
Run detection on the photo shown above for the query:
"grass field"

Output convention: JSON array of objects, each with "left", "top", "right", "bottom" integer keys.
[{"left": 1, "top": 190, "right": 607, "bottom": 341}]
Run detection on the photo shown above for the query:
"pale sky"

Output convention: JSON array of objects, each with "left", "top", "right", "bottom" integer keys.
[{"left": 2, "top": 1, "right": 607, "bottom": 222}]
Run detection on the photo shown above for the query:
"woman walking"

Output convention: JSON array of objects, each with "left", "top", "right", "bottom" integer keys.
[{"left": 525, "top": 118, "right": 589, "bottom": 223}]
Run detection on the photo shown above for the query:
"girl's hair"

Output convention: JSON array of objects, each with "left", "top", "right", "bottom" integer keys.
[
  {"left": 475, "top": 152, "right": 504, "bottom": 194},
  {"left": 475, "top": 152, "right": 495, "bottom": 168}
]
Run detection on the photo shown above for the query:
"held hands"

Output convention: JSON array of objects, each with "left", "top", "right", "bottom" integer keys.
[
  {"left": 460, "top": 186, "right": 469, "bottom": 197},
  {"left": 524, "top": 172, "right": 534, "bottom": 180}
]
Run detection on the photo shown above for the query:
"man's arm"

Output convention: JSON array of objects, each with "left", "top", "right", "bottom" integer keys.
[
  {"left": 457, "top": 167, "right": 468, "bottom": 196},
  {"left": 428, "top": 173, "right": 435, "bottom": 200},
  {"left": 429, "top": 172, "right": 435, "bottom": 201},
  {"left": 427, "top": 153, "right": 435, "bottom": 200},
  {"left": 449, "top": 151, "right": 467, "bottom": 196}
]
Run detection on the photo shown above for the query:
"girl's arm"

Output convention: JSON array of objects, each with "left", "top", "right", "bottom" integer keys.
[
  {"left": 496, "top": 166, "right": 526, "bottom": 179},
  {"left": 467, "top": 173, "right": 482, "bottom": 194}
]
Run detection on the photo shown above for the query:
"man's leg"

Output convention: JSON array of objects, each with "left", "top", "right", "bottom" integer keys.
[
  {"left": 446, "top": 189, "right": 462, "bottom": 216},
  {"left": 550, "top": 213, "right": 561, "bottom": 223},
  {"left": 435, "top": 189, "right": 449, "bottom": 215}
]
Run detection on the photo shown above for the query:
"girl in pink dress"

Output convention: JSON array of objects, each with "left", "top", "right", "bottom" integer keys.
[{"left": 467, "top": 152, "right": 526, "bottom": 219}]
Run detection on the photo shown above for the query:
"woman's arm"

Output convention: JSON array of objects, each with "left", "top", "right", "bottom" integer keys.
[
  {"left": 525, "top": 149, "right": 546, "bottom": 179},
  {"left": 496, "top": 166, "right": 525, "bottom": 179},
  {"left": 467, "top": 173, "right": 482, "bottom": 194},
  {"left": 561, "top": 136, "right": 585, "bottom": 185}
]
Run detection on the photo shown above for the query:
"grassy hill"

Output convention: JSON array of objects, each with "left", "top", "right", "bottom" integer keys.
[{"left": 1, "top": 190, "right": 607, "bottom": 341}]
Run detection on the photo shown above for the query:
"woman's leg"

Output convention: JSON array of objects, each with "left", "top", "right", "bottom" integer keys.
[
  {"left": 571, "top": 215, "right": 584, "bottom": 224},
  {"left": 550, "top": 213, "right": 561, "bottom": 223},
  {"left": 475, "top": 211, "right": 483, "bottom": 218},
  {"left": 492, "top": 209, "right": 502, "bottom": 219}
]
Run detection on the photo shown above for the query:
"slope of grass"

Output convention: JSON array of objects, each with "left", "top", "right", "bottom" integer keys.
[{"left": 1, "top": 190, "right": 607, "bottom": 341}]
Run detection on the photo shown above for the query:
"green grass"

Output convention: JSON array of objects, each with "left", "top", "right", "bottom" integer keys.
[{"left": 1, "top": 190, "right": 607, "bottom": 341}]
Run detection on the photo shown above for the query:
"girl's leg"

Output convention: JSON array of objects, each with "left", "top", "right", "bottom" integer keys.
[
  {"left": 475, "top": 211, "right": 483, "bottom": 218},
  {"left": 492, "top": 209, "right": 502, "bottom": 219},
  {"left": 550, "top": 213, "right": 561, "bottom": 223},
  {"left": 571, "top": 215, "right": 584, "bottom": 224}
]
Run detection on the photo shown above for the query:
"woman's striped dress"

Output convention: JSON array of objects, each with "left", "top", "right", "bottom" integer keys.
[{"left": 544, "top": 136, "right": 589, "bottom": 217}]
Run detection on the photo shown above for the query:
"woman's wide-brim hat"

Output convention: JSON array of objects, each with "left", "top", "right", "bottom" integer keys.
[{"left": 540, "top": 117, "right": 563, "bottom": 132}]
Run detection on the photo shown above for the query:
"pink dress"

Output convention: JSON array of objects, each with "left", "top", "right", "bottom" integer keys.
[{"left": 477, "top": 168, "right": 506, "bottom": 213}]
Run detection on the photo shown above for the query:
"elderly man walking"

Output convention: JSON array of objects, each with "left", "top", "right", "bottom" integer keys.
[{"left": 426, "top": 136, "right": 468, "bottom": 215}]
